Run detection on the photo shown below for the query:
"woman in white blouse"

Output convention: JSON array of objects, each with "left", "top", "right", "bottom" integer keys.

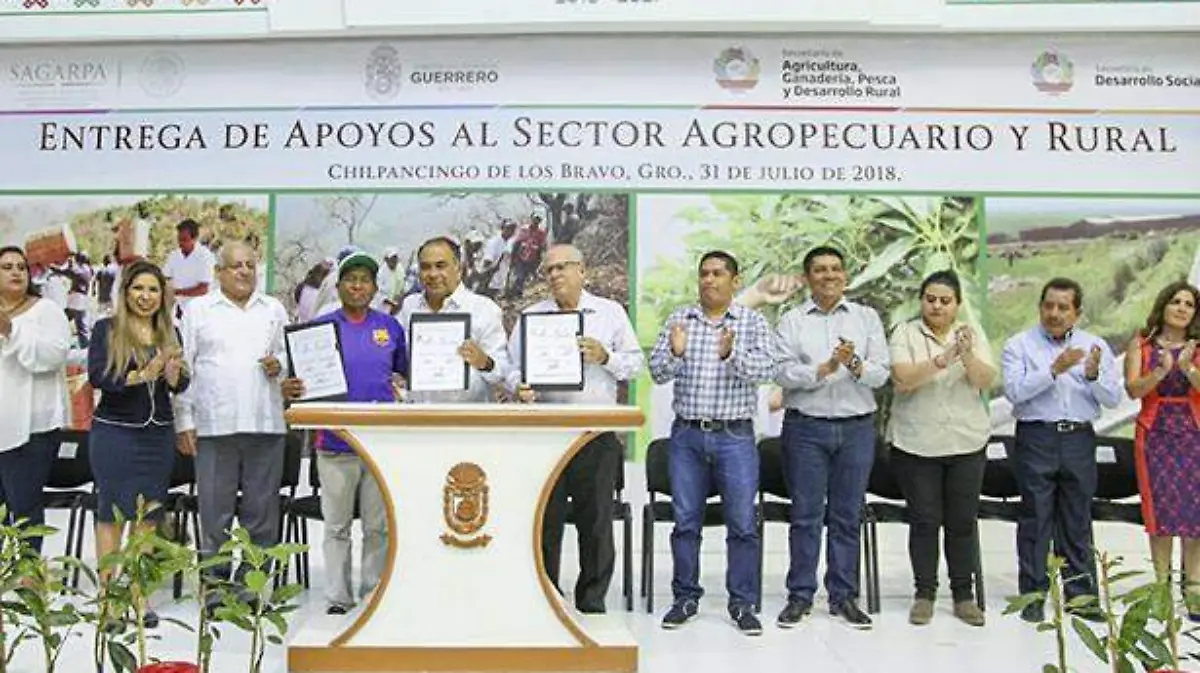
[
  {"left": 888, "top": 270, "right": 996, "bottom": 627},
  {"left": 0, "top": 245, "right": 71, "bottom": 552}
]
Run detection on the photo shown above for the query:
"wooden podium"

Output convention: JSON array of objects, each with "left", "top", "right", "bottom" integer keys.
[{"left": 283, "top": 403, "right": 644, "bottom": 673}]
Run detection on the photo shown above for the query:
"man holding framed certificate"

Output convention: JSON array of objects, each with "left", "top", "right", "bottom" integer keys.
[
  {"left": 281, "top": 251, "right": 408, "bottom": 615},
  {"left": 506, "top": 244, "right": 644, "bottom": 614},
  {"left": 398, "top": 236, "right": 508, "bottom": 402}
]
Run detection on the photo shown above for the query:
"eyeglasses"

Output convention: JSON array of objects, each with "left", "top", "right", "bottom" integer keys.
[{"left": 540, "top": 261, "right": 580, "bottom": 277}]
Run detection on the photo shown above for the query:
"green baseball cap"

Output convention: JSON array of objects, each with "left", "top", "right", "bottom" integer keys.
[{"left": 337, "top": 251, "right": 379, "bottom": 281}]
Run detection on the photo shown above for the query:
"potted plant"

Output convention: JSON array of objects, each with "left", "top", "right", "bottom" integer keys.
[
  {"left": 14, "top": 551, "right": 92, "bottom": 673},
  {"left": 0, "top": 505, "right": 53, "bottom": 673},
  {"left": 93, "top": 498, "right": 196, "bottom": 673},
  {"left": 208, "top": 527, "right": 306, "bottom": 673},
  {"left": 1007, "top": 549, "right": 1199, "bottom": 673}
]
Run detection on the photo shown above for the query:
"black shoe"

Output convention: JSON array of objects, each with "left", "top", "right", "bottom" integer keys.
[
  {"left": 776, "top": 599, "right": 812, "bottom": 629},
  {"left": 326, "top": 604, "right": 350, "bottom": 616},
  {"left": 731, "top": 606, "right": 762, "bottom": 636},
  {"left": 1188, "top": 612, "right": 1199, "bottom": 624},
  {"left": 576, "top": 603, "right": 606, "bottom": 615},
  {"left": 142, "top": 609, "right": 159, "bottom": 630},
  {"left": 830, "top": 600, "right": 872, "bottom": 630},
  {"left": 1020, "top": 602, "right": 1045, "bottom": 624},
  {"left": 660, "top": 600, "right": 698, "bottom": 630}
]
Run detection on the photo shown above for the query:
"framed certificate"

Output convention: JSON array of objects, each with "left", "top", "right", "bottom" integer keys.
[
  {"left": 283, "top": 321, "right": 349, "bottom": 402},
  {"left": 520, "top": 311, "right": 584, "bottom": 391},
  {"left": 407, "top": 312, "right": 471, "bottom": 392}
]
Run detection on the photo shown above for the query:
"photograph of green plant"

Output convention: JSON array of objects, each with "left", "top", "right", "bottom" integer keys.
[{"left": 634, "top": 192, "right": 982, "bottom": 442}]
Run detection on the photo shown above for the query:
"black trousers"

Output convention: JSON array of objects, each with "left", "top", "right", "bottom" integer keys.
[
  {"left": 0, "top": 430, "right": 57, "bottom": 553},
  {"left": 891, "top": 446, "right": 986, "bottom": 602},
  {"left": 1013, "top": 422, "right": 1098, "bottom": 599},
  {"left": 542, "top": 431, "right": 622, "bottom": 613}
]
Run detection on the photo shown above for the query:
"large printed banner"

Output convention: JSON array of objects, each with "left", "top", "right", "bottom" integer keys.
[
  {"left": 2, "top": 34, "right": 1199, "bottom": 449},
  {"left": 0, "top": 34, "right": 1198, "bottom": 193}
]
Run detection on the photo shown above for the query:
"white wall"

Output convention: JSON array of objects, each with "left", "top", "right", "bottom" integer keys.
[{"left": 0, "top": 0, "right": 1196, "bottom": 44}]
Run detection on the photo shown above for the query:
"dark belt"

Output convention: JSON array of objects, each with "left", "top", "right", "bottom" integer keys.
[
  {"left": 785, "top": 409, "right": 873, "bottom": 423},
  {"left": 1018, "top": 420, "right": 1093, "bottom": 434},
  {"left": 676, "top": 417, "right": 753, "bottom": 432}
]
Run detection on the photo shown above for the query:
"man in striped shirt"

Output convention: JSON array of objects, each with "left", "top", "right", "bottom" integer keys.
[{"left": 649, "top": 250, "right": 777, "bottom": 636}]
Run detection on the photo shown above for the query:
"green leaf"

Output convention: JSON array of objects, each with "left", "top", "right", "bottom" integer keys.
[
  {"left": 109, "top": 641, "right": 137, "bottom": 673},
  {"left": 265, "top": 612, "right": 288, "bottom": 635},
  {"left": 267, "top": 634, "right": 283, "bottom": 645},
  {"left": 162, "top": 616, "right": 195, "bottom": 632},
  {"left": 270, "top": 584, "right": 304, "bottom": 605},
  {"left": 848, "top": 237, "right": 915, "bottom": 290},
  {"left": 1067, "top": 594, "right": 1098, "bottom": 609},
  {"left": 1115, "top": 655, "right": 1136, "bottom": 673},
  {"left": 1042, "top": 665, "right": 1060, "bottom": 673},
  {"left": 244, "top": 570, "right": 268, "bottom": 594},
  {"left": 1037, "top": 623, "right": 1058, "bottom": 632},
  {"left": 1071, "top": 618, "right": 1108, "bottom": 661}
]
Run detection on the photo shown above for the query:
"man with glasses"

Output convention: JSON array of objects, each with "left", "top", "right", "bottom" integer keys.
[
  {"left": 506, "top": 244, "right": 644, "bottom": 614},
  {"left": 174, "top": 241, "right": 290, "bottom": 615}
]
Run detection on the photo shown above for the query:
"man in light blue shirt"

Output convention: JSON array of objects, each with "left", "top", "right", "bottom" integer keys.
[
  {"left": 773, "top": 245, "right": 889, "bottom": 630},
  {"left": 1001, "top": 277, "right": 1122, "bottom": 624}
]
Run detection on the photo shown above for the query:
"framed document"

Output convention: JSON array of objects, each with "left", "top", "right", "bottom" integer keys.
[
  {"left": 283, "top": 321, "right": 348, "bottom": 402},
  {"left": 407, "top": 312, "right": 471, "bottom": 392},
  {"left": 520, "top": 311, "right": 584, "bottom": 391}
]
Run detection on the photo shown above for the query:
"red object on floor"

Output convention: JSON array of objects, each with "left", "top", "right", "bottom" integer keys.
[{"left": 137, "top": 663, "right": 199, "bottom": 673}]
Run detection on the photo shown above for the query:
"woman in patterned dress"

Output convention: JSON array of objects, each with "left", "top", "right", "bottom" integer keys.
[{"left": 1125, "top": 280, "right": 1200, "bottom": 621}]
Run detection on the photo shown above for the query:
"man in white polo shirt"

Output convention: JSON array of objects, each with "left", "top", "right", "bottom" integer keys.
[{"left": 163, "top": 218, "right": 215, "bottom": 320}]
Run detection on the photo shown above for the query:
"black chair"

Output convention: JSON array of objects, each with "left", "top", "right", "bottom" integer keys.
[
  {"left": 284, "top": 442, "right": 324, "bottom": 590},
  {"left": 756, "top": 437, "right": 792, "bottom": 613},
  {"left": 44, "top": 430, "right": 94, "bottom": 588},
  {"left": 639, "top": 438, "right": 727, "bottom": 614},
  {"left": 862, "top": 442, "right": 908, "bottom": 614},
  {"left": 564, "top": 463, "right": 634, "bottom": 612},
  {"left": 1091, "top": 437, "right": 1141, "bottom": 525},
  {"left": 862, "top": 442, "right": 986, "bottom": 614},
  {"left": 166, "top": 454, "right": 199, "bottom": 599},
  {"left": 275, "top": 431, "right": 305, "bottom": 588}
]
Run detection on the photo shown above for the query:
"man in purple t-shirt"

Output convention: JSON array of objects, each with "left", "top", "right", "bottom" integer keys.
[{"left": 283, "top": 251, "right": 407, "bottom": 614}]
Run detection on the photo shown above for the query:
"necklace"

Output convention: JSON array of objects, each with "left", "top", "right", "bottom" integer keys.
[{"left": 0, "top": 296, "right": 27, "bottom": 314}]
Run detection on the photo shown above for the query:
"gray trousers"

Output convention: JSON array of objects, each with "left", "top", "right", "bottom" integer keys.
[
  {"left": 317, "top": 451, "right": 388, "bottom": 608},
  {"left": 196, "top": 433, "right": 285, "bottom": 583}
]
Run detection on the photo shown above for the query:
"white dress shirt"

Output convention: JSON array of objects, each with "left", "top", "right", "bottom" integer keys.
[
  {"left": 0, "top": 299, "right": 70, "bottom": 451},
  {"left": 775, "top": 297, "right": 890, "bottom": 418},
  {"left": 506, "top": 290, "right": 644, "bottom": 404},
  {"left": 163, "top": 245, "right": 215, "bottom": 309},
  {"left": 398, "top": 283, "right": 509, "bottom": 404},
  {"left": 173, "top": 290, "right": 290, "bottom": 436}
]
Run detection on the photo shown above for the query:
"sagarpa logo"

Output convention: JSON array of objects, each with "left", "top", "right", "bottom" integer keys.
[
  {"left": 1031, "top": 50, "right": 1074, "bottom": 96},
  {"left": 139, "top": 51, "right": 185, "bottom": 98},
  {"left": 365, "top": 45, "right": 402, "bottom": 101},
  {"left": 713, "top": 46, "right": 760, "bottom": 92}
]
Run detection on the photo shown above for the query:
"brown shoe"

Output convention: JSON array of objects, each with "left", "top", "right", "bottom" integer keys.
[
  {"left": 953, "top": 601, "right": 986, "bottom": 627},
  {"left": 909, "top": 598, "right": 934, "bottom": 625}
]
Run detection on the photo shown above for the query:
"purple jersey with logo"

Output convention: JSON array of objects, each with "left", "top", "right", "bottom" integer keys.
[{"left": 313, "top": 308, "right": 408, "bottom": 454}]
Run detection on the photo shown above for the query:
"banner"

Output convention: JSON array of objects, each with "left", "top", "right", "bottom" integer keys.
[{"left": 2, "top": 34, "right": 1198, "bottom": 451}]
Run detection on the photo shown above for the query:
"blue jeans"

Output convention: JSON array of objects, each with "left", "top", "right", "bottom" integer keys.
[
  {"left": 781, "top": 413, "right": 875, "bottom": 605},
  {"left": 668, "top": 420, "right": 760, "bottom": 611}
]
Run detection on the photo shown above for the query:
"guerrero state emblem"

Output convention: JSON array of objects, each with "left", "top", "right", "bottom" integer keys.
[{"left": 439, "top": 463, "right": 492, "bottom": 548}]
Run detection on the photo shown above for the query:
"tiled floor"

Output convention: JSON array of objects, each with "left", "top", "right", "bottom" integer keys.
[{"left": 10, "top": 461, "right": 1161, "bottom": 673}]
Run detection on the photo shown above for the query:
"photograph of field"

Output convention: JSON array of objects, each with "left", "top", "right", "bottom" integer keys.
[{"left": 984, "top": 196, "right": 1200, "bottom": 436}]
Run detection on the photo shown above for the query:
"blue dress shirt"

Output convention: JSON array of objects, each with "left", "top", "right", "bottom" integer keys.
[{"left": 1001, "top": 324, "right": 1122, "bottom": 423}]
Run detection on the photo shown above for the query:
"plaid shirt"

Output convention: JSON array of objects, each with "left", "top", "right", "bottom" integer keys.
[{"left": 649, "top": 304, "right": 777, "bottom": 421}]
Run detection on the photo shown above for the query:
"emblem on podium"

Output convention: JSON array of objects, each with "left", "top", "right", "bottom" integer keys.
[{"left": 439, "top": 462, "right": 492, "bottom": 548}]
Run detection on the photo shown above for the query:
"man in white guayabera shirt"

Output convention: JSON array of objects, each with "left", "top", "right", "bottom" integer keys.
[
  {"left": 173, "top": 241, "right": 290, "bottom": 615},
  {"left": 398, "top": 236, "right": 509, "bottom": 404}
]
